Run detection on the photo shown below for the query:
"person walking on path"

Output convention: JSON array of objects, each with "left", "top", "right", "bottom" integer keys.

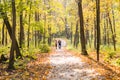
[
  {"left": 58, "top": 40, "right": 61, "bottom": 49},
  {"left": 55, "top": 40, "right": 57, "bottom": 49}
]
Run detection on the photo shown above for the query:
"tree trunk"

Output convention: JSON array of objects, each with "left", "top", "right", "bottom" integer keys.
[
  {"left": 38, "top": 32, "right": 42, "bottom": 43},
  {"left": 4, "top": 16, "right": 22, "bottom": 59},
  {"left": 34, "top": 10, "right": 40, "bottom": 47},
  {"left": 35, "top": 28, "right": 37, "bottom": 47},
  {"left": 65, "top": 18, "right": 69, "bottom": 39},
  {"left": 71, "top": 23, "right": 73, "bottom": 44},
  {"left": 19, "top": 6, "right": 25, "bottom": 48},
  {"left": 2, "top": 22, "right": 5, "bottom": 45},
  {"left": 27, "top": 2, "right": 31, "bottom": 48},
  {"left": 38, "top": 31, "right": 41, "bottom": 44},
  {"left": 43, "top": 0, "right": 46, "bottom": 44},
  {"left": 90, "top": 27, "right": 93, "bottom": 46},
  {"left": 74, "top": 21, "right": 79, "bottom": 48},
  {"left": 96, "top": 0, "right": 100, "bottom": 61},
  {"left": 106, "top": 18, "right": 110, "bottom": 45},
  {"left": 78, "top": 0, "right": 88, "bottom": 55},
  {"left": 8, "top": 0, "right": 16, "bottom": 69},
  {"left": 86, "top": 29, "right": 91, "bottom": 47},
  {"left": 112, "top": 9, "right": 116, "bottom": 50},
  {"left": 5, "top": 30, "right": 8, "bottom": 45},
  {"left": 108, "top": 12, "right": 116, "bottom": 51},
  {"left": 43, "top": 14, "right": 46, "bottom": 44},
  {"left": 94, "top": 17, "right": 97, "bottom": 49},
  {"left": 48, "top": 27, "right": 52, "bottom": 46},
  {"left": 103, "top": 14, "right": 107, "bottom": 45}
]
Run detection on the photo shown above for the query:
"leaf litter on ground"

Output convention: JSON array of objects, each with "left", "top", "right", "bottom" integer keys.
[
  {"left": 0, "top": 52, "right": 52, "bottom": 80},
  {"left": 67, "top": 49, "right": 120, "bottom": 80}
]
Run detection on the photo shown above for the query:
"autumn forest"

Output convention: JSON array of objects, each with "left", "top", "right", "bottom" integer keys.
[{"left": 0, "top": 0, "right": 120, "bottom": 79}]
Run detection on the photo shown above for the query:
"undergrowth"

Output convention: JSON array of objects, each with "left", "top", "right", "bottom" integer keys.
[{"left": 66, "top": 39, "right": 120, "bottom": 67}]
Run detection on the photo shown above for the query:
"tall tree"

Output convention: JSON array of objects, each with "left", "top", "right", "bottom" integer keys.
[
  {"left": 74, "top": 21, "right": 79, "bottom": 48},
  {"left": 103, "top": 14, "right": 107, "bottom": 45},
  {"left": 27, "top": 1, "right": 32, "bottom": 48},
  {"left": 70, "top": 23, "right": 73, "bottom": 44},
  {"left": 19, "top": 0, "right": 25, "bottom": 48},
  {"left": 112, "top": 8, "right": 116, "bottom": 51},
  {"left": 8, "top": 0, "right": 17, "bottom": 69},
  {"left": 2, "top": 22, "right": 5, "bottom": 45},
  {"left": 78, "top": 0, "right": 88, "bottom": 55},
  {"left": 5, "top": 30, "right": 7, "bottom": 45},
  {"left": 96, "top": 0, "right": 100, "bottom": 61},
  {"left": 94, "top": 17, "right": 97, "bottom": 49},
  {"left": 43, "top": 0, "right": 47, "bottom": 44},
  {"left": 48, "top": 26, "right": 52, "bottom": 46},
  {"left": 106, "top": 17, "right": 110, "bottom": 45},
  {"left": 107, "top": 12, "right": 116, "bottom": 51}
]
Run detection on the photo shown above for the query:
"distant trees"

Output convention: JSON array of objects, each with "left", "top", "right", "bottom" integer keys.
[
  {"left": 27, "top": 1, "right": 32, "bottom": 48},
  {"left": 74, "top": 21, "right": 79, "bottom": 48},
  {"left": 74, "top": 0, "right": 118, "bottom": 61},
  {"left": 107, "top": 12, "right": 116, "bottom": 51}
]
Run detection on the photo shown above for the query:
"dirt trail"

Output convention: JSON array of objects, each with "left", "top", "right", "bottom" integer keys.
[{"left": 47, "top": 48, "right": 105, "bottom": 80}]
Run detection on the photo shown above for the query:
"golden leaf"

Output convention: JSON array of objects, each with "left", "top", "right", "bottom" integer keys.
[
  {"left": 24, "top": 71, "right": 29, "bottom": 76},
  {"left": 42, "top": 76, "right": 46, "bottom": 80}
]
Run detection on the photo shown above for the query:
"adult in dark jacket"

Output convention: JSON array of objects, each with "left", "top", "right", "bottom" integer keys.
[{"left": 58, "top": 40, "right": 61, "bottom": 49}]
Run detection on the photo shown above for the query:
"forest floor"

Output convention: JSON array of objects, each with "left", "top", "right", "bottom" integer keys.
[
  {"left": 0, "top": 44, "right": 120, "bottom": 79},
  {"left": 66, "top": 49, "right": 120, "bottom": 80},
  {"left": 0, "top": 52, "right": 51, "bottom": 80}
]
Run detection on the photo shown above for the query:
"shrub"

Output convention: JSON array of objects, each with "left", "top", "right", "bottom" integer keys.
[
  {"left": 116, "top": 58, "right": 120, "bottom": 65},
  {"left": 39, "top": 44, "right": 50, "bottom": 53},
  {"left": 0, "top": 46, "right": 10, "bottom": 55},
  {"left": 104, "top": 52, "right": 116, "bottom": 63},
  {"left": 107, "top": 52, "right": 116, "bottom": 59},
  {"left": 104, "top": 57, "right": 110, "bottom": 63}
]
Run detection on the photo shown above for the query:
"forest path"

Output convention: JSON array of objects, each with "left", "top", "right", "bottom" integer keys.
[{"left": 47, "top": 48, "right": 105, "bottom": 80}]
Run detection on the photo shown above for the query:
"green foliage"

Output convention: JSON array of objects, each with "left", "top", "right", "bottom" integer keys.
[
  {"left": 21, "top": 43, "right": 41, "bottom": 60},
  {"left": 104, "top": 51, "right": 116, "bottom": 63},
  {"left": 31, "top": 21, "right": 44, "bottom": 34},
  {"left": 39, "top": 44, "right": 50, "bottom": 53},
  {"left": 14, "top": 59, "right": 26, "bottom": 69},
  {"left": 116, "top": 58, "right": 120, "bottom": 66},
  {"left": 0, "top": 46, "right": 10, "bottom": 55},
  {"left": 22, "top": 48, "right": 37, "bottom": 60},
  {"left": 107, "top": 52, "right": 116, "bottom": 59},
  {"left": 14, "top": 44, "right": 41, "bottom": 69},
  {"left": 100, "top": 45, "right": 112, "bottom": 52}
]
